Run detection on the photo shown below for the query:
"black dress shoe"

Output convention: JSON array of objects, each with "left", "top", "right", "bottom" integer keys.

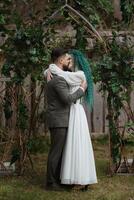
[
  {"left": 81, "top": 185, "right": 89, "bottom": 192},
  {"left": 60, "top": 184, "right": 73, "bottom": 191},
  {"left": 46, "top": 183, "right": 65, "bottom": 191}
]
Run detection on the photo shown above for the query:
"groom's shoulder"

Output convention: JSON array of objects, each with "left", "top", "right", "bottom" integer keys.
[
  {"left": 47, "top": 76, "right": 69, "bottom": 91},
  {"left": 49, "top": 75, "right": 67, "bottom": 84}
]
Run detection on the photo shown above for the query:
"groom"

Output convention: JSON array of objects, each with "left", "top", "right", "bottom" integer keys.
[{"left": 46, "top": 48, "right": 87, "bottom": 190}]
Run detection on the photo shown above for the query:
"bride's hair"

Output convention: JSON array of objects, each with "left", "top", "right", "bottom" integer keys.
[{"left": 69, "top": 49, "right": 94, "bottom": 110}]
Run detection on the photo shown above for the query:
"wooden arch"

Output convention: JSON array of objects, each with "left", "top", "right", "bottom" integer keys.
[{"left": 43, "top": 0, "right": 104, "bottom": 43}]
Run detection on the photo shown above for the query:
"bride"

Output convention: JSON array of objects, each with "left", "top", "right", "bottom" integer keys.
[{"left": 45, "top": 50, "right": 97, "bottom": 188}]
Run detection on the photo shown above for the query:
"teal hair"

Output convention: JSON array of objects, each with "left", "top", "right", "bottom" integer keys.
[{"left": 70, "top": 49, "right": 94, "bottom": 110}]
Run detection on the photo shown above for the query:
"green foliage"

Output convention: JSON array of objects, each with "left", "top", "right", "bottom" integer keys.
[
  {"left": 121, "top": 0, "right": 134, "bottom": 24},
  {"left": 72, "top": 0, "right": 113, "bottom": 27},
  {"left": 26, "top": 136, "right": 50, "bottom": 154},
  {"left": 125, "top": 121, "right": 134, "bottom": 136},
  {"left": 74, "top": 0, "right": 133, "bottom": 27},
  {"left": 17, "top": 96, "right": 28, "bottom": 131},
  {"left": 91, "top": 33, "right": 134, "bottom": 166},
  {"left": 0, "top": 14, "right": 5, "bottom": 25},
  {"left": 0, "top": 0, "right": 12, "bottom": 32},
  {"left": 2, "top": 25, "right": 48, "bottom": 83},
  {"left": 109, "top": 118, "right": 121, "bottom": 163},
  {"left": 92, "top": 36, "right": 134, "bottom": 95},
  {"left": 75, "top": 27, "right": 87, "bottom": 51}
]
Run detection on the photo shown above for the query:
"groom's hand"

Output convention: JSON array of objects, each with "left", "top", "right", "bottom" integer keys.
[
  {"left": 80, "top": 80, "right": 87, "bottom": 92},
  {"left": 47, "top": 70, "right": 53, "bottom": 82}
]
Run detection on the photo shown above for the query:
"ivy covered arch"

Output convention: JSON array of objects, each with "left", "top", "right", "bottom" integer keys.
[{"left": 0, "top": 0, "right": 133, "bottom": 175}]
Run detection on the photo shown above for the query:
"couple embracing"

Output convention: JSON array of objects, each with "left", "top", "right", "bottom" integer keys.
[{"left": 44, "top": 48, "right": 97, "bottom": 191}]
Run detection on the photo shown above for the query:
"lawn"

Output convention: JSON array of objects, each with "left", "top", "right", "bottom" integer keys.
[{"left": 0, "top": 136, "right": 133, "bottom": 200}]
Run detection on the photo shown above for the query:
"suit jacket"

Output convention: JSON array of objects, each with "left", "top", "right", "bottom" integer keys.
[{"left": 46, "top": 75, "right": 84, "bottom": 128}]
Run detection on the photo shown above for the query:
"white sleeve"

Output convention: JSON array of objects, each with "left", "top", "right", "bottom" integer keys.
[
  {"left": 49, "top": 64, "right": 86, "bottom": 86},
  {"left": 63, "top": 71, "right": 86, "bottom": 86},
  {"left": 43, "top": 68, "right": 49, "bottom": 78}
]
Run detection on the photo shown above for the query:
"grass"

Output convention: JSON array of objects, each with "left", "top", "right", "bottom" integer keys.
[{"left": 0, "top": 136, "right": 134, "bottom": 200}]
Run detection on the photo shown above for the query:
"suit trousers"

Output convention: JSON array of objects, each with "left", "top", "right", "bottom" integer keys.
[{"left": 46, "top": 127, "right": 68, "bottom": 185}]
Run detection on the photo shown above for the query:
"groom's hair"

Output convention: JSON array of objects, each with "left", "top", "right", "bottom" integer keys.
[{"left": 51, "top": 48, "right": 68, "bottom": 62}]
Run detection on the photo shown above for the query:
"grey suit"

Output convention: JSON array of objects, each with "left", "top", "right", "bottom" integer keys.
[{"left": 46, "top": 75, "right": 84, "bottom": 185}]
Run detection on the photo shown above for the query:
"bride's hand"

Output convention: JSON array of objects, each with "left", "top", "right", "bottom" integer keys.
[
  {"left": 46, "top": 69, "right": 53, "bottom": 82},
  {"left": 80, "top": 80, "right": 87, "bottom": 92}
]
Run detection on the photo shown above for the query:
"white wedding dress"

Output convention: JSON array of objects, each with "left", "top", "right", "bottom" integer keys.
[{"left": 46, "top": 64, "right": 98, "bottom": 185}]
